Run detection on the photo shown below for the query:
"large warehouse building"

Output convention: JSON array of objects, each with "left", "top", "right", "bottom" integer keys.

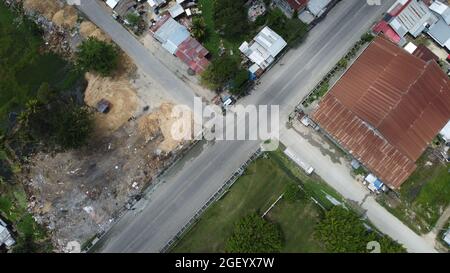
[{"left": 311, "top": 37, "right": 450, "bottom": 189}]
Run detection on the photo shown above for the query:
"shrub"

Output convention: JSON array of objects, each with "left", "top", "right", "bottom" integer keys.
[{"left": 225, "top": 213, "right": 283, "bottom": 253}]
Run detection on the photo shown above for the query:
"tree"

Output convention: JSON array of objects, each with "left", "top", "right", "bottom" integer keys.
[
  {"left": 225, "top": 213, "right": 282, "bottom": 253},
  {"left": 230, "top": 68, "right": 249, "bottom": 96},
  {"left": 12, "top": 234, "right": 40, "bottom": 253},
  {"left": 213, "top": 0, "right": 248, "bottom": 40},
  {"left": 266, "top": 8, "right": 308, "bottom": 46},
  {"left": 191, "top": 17, "right": 207, "bottom": 42},
  {"left": 36, "top": 82, "right": 55, "bottom": 105},
  {"left": 284, "top": 183, "right": 304, "bottom": 203},
  {"left": 315, "top": 206, "right": 406, "bottom": 253},
  {"left": 18, "top": 98, "right": 93, "bottom": 150},
  {"left": 377, "top": 236, "right": 406, "bottom": 253},
  {"left": 315, "top": 206, "right": 373, "bottom": 253},
  {"left": 360, "top": 32, "right": 375, "bottom": 43},
  {"left": 201, "top": 55, "right": 239, "bottom": 89},
  {"left": 126, "top": 13, "right": 141, "bottom": 28},
  {"left": 53, "top": 104, "right": 93, "bottom": 149},
  {"left": 77, "top": 37, "right": 119, "bottom": 76},
  {"left": 337, "top": 58, "right": 348, "bottom": 70},
  {"left": 18, "top": 99, "right": 51, "bottom": 141}
]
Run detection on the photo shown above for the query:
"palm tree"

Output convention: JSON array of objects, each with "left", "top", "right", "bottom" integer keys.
[{"left": 191, "top": 17, "right": 207, "bottom": 42}]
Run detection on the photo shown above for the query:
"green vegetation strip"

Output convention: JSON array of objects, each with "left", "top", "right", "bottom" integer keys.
[
  {"left": 0, "top": 2, "right": 82, "bottom": 133},
  {"left": 378, "top": 151, "right": 450, "bottom": 233},
  {"left": 172, "top": 148, "right": 404, "bottom": 253}
]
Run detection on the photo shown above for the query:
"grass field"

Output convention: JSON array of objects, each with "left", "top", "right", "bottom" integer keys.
[
  {"left": 378, "top": 150, "right": 450, "bottom": 233},
  {"left": 0, "top": 181, "right": 52, "bottom": 252},
  {"left": 171, "top": 149, "right": 335, "bottom": 253},
  {"left": 266, "top": 199, "right": 324, "bottom": 253},
  {"left": 0, "top": 2, "right": 82, "bottom": 133}
]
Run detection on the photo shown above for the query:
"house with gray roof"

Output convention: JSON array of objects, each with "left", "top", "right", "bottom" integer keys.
[
  {"left": 307, "top": 0, "right": 332, "bottom": 17},
  {"left": 428, "top": 0, "right": 450, "bottom": 50},
  {"left": 0, "top": 219, "right": 15, "bottom": 249},
  {"left": 151, "top": 14, "right": 190, "bottom": 55},
  {"left": 389, "top": 0, "right": 437, "bottom": 38},
  {"left": 239, "top": 26, "right": 287, "bottom": 72},
  {"left": 428, "top": 18, "right": 450, "bottom": 50},
  {"left": 429, "top": 0, "right": 450, "bottom": 24}
]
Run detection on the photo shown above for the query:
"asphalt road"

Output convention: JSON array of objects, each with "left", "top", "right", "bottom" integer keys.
[{"left": 77, "top": 0, "right": 436, "bottom": 253}]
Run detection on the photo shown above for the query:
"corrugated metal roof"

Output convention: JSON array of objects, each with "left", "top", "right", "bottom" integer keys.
[
  {"left": 286, "top": 0, "right": 308, "bottom": 11},
  {"left": 175, "top": 37, "right": 210, "bottom": 73},
  {"left": 412, "top": 44, "right": 439, "bottom": 63},
  {"left": 312, "top": 37, "right": 450, "bottom": 188},
  {"left": 307, "top": 0, "right": 332, "bottom": 17},
  {"left": 428, "top": 18, "right": 450, "bottom": 47},
  {"left": 388, "top": 0, "right": 437, "bottom": 38},
  {"left": 152, "top": 14, "right": 190, "bottom": 54}
]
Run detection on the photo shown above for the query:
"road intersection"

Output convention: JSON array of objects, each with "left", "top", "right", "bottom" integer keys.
[{"left": 76, "top": 0, "right": 437, "bottom": 253}]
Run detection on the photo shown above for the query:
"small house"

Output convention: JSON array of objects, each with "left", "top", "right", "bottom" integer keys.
[
  {"left": 0, "top": 219, "right": 15, "bottom": 249},
  {"left": 273, "top": 0, "right": 308, "bottom": 18},
  {"left": 151, "top": 14, "right": 190, "bottom": 54},
  {"left": 239, "top": 26, "right": 287, "bottom": 74}
]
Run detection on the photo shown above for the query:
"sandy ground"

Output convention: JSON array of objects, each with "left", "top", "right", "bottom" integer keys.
[
  {"left": 52, "top": 5, "right": 78, "bottom": 29},
  {"left": 79, "top": 21, "right": 111, "bottom": 42},
  {"left": 139, "top": 103, "right": 194, "bottom": 152},
  {"left": 427, "top": 42, "right": 449, "bottom": 61},
  {"left": 84, "top": 72, "right": 139, "bottom": 136},
  {"left": 23, "top": 0, "right": 62, "bottom": 20}
]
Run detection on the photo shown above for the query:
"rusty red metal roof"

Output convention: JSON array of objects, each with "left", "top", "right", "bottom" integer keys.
[
  {"left": 175, "top": 37, "right": 210, "bottom": 74},
  {"left": 311, "top": 37, "right": 450, "bottom": 188},
  {"left": 286, "top": 0, "right": 308, "bottom": 11},
  {"left": 413, "top": 44, "right": 439, "bottom": 63}
]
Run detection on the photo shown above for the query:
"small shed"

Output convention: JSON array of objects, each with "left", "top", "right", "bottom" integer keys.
[
  {"left": 440, "top": 120, "right": 450, "bottom": 143},
  {"left": 169, "top": 3, "right": 185, "bottom": 18},
  {"left": 0, "top": 220, "right": 15, "bottom": 248},
  {"left": 443, "top": 229, "right": 450, "bottom": 246}
]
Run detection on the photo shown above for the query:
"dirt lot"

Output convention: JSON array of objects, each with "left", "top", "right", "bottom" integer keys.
[
  {"left": 15, "top": 0, "right": 194, "bottom": 251},
  {"left": 23, "top": 0, "right": 62, "bottom": 20},
  {"left": 52, "top": 5, "right": 78, "bottom": 29},
  {"left": 79, "top": 21, "right": 111, "bottom": 42},
  {"left": 26, "top": 96, "right": 191, "bottom": 250},
  {"left": 27, "top": 117, "right": 167, "bottom": 250},
  {"left": 84, "top": 72, "right": 139, "bottom": 136}
]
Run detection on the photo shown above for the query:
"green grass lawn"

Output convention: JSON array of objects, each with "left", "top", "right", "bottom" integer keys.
[
  {"left": 0, "top": 2, "right": 82, "bottom": 133},
  {"left": 172, "top": 150, "right": 331, "bottom": 253},
  {"left": 172, "top": 156, "right": 291, "bottom": 252},
  {"left": 0, "top": 181, "right": 51, "bottom": 249},
  {"left": 378, "top": 150, "right": 450, "bottom": 233},
  {"left": 266, "top": 199, "right": 325, "bottom": 253},
  {"left": 269, "top": 148, "right": 344, "bottom": 210}
]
